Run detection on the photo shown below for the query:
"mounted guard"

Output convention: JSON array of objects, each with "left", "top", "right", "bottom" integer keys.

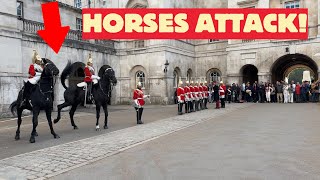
[
  {"left": 21, "top": 50, "right": 44, "bottom": 107},
  {"left": 77, "top": 54, "right": 101, "bottom": 106}
]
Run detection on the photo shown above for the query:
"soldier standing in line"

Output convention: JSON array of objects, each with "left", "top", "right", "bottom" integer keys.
[
  {"left": 176, "top": 80, "right": 185, "bottom": 115},
  {"left": 133, "top": 82, "right": 150, "bottom": 124},
  {"left": 199, "top": 80, "right": 204, "bottom": 110},
  {"left": 184, "top": 81, "right": 191, "bottom": 113},
  {"left": 194, "top": 81, "right": 200, "bottom": 111},
  {"left": 220, "top": 81, "right": 226, "bottom": 108},
  {"left": 189, "top": 81, "right": 195, "bottom": 112}
]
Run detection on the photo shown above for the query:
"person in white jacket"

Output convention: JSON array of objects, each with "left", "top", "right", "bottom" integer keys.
[{"left": 283, "top": 83, "right": 289, "bottom": 103}]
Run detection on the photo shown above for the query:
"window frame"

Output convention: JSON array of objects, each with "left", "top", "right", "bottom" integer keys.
[
  {"left": 284, "top": 1, "right": 300, "bottom": 9},
  {"left": 17, "top": 1, "right": 23, "bottom": 18},
  {"left": 74, "top": 0, "right": 82, "bottom": 8},
  {"left": 209, "top": 71, "right": 221, "bottom": 83},
  {"left": 76, "top": 18, "right": 83, "bottom": 32},
  {"left": 136, "top": 71, "right": 146, "bottom": 89}
]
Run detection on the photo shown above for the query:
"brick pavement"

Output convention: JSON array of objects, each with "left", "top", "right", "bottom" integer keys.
[{"left": 0, "top": 103, "right": 252, "bottom": 180}]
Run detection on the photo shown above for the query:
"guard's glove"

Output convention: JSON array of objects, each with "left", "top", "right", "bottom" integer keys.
[{"left": 35, "top": 72, "right": 42, "bottom": 76}]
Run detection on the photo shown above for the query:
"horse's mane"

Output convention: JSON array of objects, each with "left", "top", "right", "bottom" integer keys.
[{"left": 98, "top": 65, "right": 112, "bottom": 77}]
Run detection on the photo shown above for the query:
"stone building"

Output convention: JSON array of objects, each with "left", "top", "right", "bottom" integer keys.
[{"left": 1, "top": 0, "right": 320, "bottom": 116}]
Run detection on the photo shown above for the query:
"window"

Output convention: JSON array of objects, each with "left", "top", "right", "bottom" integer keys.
[
  {"left": 285, "top": 1, "right": 300, "bottom": 8},
  {"left": 173, "top": 70, "right": 179, "bottom": 88},
  {"left": 136, "top": 71, "right": 146, "bottom": 88},
  {"left": 76, "top": 18, "right": 82, "bottom": 32},
  {"left": 17, "top": 1, "right": 23, "bottom": 18},
  {"left": 209, "top": 71, "right": 221, "bottom": 83},
  {"left": 187, "top": 69, "right": 192, "bottom": 82},
  {"left": 134, "top": 40, "right": 145, "bottom": 48},
  {"left": 74, "top": 0, "right": 82, "bottom": 8}
]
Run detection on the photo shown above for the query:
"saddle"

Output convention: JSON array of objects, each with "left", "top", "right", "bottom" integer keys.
[{"left": 77, "top": 81, "right": 95, "bottom": 106}]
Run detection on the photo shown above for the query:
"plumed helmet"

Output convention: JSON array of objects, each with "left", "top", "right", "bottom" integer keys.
[
  {"left": 137, "top": 82, "right": 142, "bottom": 87},
  {"left": 32, "top": 50, "right": 42, "bottom": 64},
  {"left": 186, "top": 81, "right": 189, "bottom": 84},
  {"left": 220, "top": 81, "right": 224, "bottom": 84},
  {"left": 87, "top": 53, "right": 93, "bottom": 64}
]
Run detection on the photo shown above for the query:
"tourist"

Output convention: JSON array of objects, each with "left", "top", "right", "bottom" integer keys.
[
  {"left": 270, "top": 84, "right": 276, "bottom": 103},
  {"left": 295, "top": 82, "right": 301, "bottom": 103},
  {"left": 283, "top": 83, "right": 289, "bottom": 103},
  {"left": 276, "top": 81, "right": 283, "bottom": 103},
  {"left": 288, "top": 84, "right": 294, "bottom": 103},
  {"left": 265, "top": 83, "right": 271, "bottom": 103}
]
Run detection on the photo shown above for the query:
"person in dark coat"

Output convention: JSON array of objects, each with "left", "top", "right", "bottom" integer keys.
[{"left": 213, "top": 81, "right": 220, "bottom": 108}]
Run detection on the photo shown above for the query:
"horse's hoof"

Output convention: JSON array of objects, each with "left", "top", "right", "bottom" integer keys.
[
  {"left": 104, "top": 125, "right": 108, "bottom": 129},
  {"left": 15, "top": 135, "right": 20, "bottom": 140},
  {"left": 73, "top": 126, "right": 79, "bottom": 130},
  {"left": 96, "top": 125, "right": 100, "bottom": 131},
  {"left": 29, "top": 137, "right": 35, "bottom": 143},
  {"left": 54, "top": 134, "right": 60, "bottom": 139},
  {"left": 35, "top": 132, "right": 38, "bottom": 137},
  {"left": 53, "top": 119, "right": 59, "bottom": 124}
]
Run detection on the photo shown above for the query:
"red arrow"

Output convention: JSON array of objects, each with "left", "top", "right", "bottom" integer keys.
[{"left": 38, "top": 2, "right": 70, "bottom": 54}]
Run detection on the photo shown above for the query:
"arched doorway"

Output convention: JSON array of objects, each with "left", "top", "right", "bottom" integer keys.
[
  {"left": 69, "top": 62, "right": 85, "bottom": 87},
  {"left": 173, "top": 67, "right": 181, "bottom": 88},
  {"left": 241, "top": 64, "right": 258, "bottom": 84},
  {"left": 271, "top": 54, "right": 318, "bottom": 83}
]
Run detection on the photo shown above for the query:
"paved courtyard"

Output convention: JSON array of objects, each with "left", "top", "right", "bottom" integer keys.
[{"left": 1, "top": 103, "right": 320, "bottom": 179}]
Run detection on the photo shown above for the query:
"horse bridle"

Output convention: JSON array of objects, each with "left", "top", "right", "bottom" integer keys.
[
  {"left": 99, "top": 68, "right": 115, "bottom": 97},
  {"left": 39, "top": 63, "right": 57, "bottom": 95}
]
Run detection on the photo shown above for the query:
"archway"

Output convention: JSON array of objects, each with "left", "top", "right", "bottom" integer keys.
[
  {"left": 173, "top": 67, "right": 181, "bottom": 88},
  {"left": 271, "top": 54, "right": 318, "bottom": 83},
  {"left": 69, "top": 62, "right": 85, "bottom": 87},
  {"left": 241, "top": 64, "right": 258, "bottom": 84},
  {"left": 206, "top": 68, "right": 222, "bottom": 83}
]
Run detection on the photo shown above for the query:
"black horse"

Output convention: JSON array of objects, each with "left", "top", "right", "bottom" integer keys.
[
  {"left": 10, "top": 58, "right": 60, "bottom": 143},
  {"left": 53, "top": 61, "right": 117, "bottom": 130}
]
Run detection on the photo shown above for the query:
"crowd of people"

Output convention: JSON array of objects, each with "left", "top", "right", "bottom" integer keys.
[{"left": 209, "top": 80, "right": 320, "bottom": 104}]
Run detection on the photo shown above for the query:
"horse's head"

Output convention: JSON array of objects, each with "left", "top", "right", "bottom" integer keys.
[
  {"left": 102, "top": 67, "right": 117, "bottom": 86},
  {"left": 42, "top": 58, "right": 59, "bottom": 77}
]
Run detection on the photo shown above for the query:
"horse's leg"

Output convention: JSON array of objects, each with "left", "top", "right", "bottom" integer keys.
[
  {"left": 95, "top": 104, "right": 101, "bottom": 131},
  {"left": 15, "top": 107, "right": 23, "bottom": 140},
  {"left": 69, "top": 104, "right": 79, "bottom": 129},
  {"left": 54, "top": 102, "right": 70, "bottom": 124},
  {"left": 34, "top": 110, "right": 40, "bottom": 137},
  {"left": 45, "top": 108, "right": 60, "bottom": 139},
  {"left": 30, "top": 108, "right": 40, "bottom": 143},
  {"left": 102, "top": 104, "right": 109, "bottom": 129}
]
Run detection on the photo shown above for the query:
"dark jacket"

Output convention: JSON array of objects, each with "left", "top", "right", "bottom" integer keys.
[{"left": 276, "top": 84, "right": 283, "bottom": 93}]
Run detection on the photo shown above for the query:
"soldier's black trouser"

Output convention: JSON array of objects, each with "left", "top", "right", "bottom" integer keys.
[
  {"left": 178, "top": 102, "right": 183, "bottom": 115},
  {"left": 189, "top": 101, "right": 193, "bottom": 112},
  {"left": 195, "top": 100, "right": 200, "bottom": 111},
  {"left": 135, "top": 107, "right": 144, "bottom": 124},
  {"left": 185, "top": 101, "right": 189, "bottom": 113},
  {"left": 21, "top": 81, "right": 34, "bottom": 106},
  {"left": 192, "top": 100, "right": 195, "bottom": 112},
  {"left": 221, "top": 98, "right": 225, "bottom": 108},
  {"left": 204, "top": 98, "right": 208, "bottom": 109}
]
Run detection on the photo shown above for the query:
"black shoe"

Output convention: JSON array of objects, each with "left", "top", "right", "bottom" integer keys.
[{"left": 137, "top": 120, "right": 144, "bottom": 124}]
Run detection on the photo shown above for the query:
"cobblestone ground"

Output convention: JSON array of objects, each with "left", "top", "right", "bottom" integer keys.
[{"left": 0, "top": 104, "right": 251, "bottom": 180}]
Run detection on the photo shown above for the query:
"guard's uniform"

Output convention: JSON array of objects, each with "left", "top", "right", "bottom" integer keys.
[
  {"left": 199, "top": 85, "right": 204, "bottom": 110},
  {"left": 184, "top": 85, "right": 191, "bottom": 113},
  {"left": 28, "top": 63, "right": 43, "bottom": 84},
  {"left": 189, "top": 85, "right": 195, "bottom": 112},
  {"left": 194, "top": 85, "right": 200, "bottom": 111},
  {"left": 219, "top": 84, "right": 226, "bottom": 108},
  {"left": 177, "top": 86, "right": 185, "bottom": 115},
  {"left": 133, "top": 88, "right": 147, "bottom": 124}
]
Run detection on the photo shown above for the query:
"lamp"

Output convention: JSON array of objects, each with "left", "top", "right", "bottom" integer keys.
[{"left": 164, "top": 60, "right": 169, "bottom": 73}]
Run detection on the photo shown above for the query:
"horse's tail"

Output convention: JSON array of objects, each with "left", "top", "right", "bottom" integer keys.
[
  {"left": 10, "top": 101, "right": 17, "bottom": 115},
  {"left": 61, "top": 61, "right": 72, "bottom": 90}
]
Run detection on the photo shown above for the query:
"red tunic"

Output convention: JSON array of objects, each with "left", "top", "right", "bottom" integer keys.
[
  {"left": 84, "top": 66, "right": 93, "bottom": 83},
  {"left": 184, "top": 86, "right": 191, "bottom": 99},
  {"left": 194, "top": 86, "right": 199, "bottom": 98},
  {"left": 133, "top": 89, "right": 145, "bottom": 106},
  {"left": 177, "top": 87, "right": 185, "bottom": 101},
  {"left": 189, "top": 86, "right": 195, "bottom": 99},
  {"left": 199, "top": 85, "right": 204, "bottom": 98},
  {"left": 203, "top": 86, "right": 208, "bottom": 97},
  {"left": 28, "top": 64, "right": 36, "bottom": 78},
  {"left": 219, "top": 85, "right": 226, "bottom": 98}
]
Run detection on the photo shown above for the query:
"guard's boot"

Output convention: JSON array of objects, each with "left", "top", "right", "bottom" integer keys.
[
  {"left": 20, "top": 81, "right": 33, "bottom": 107},
  {"left": 137, "top": 108, "right": 144, "bottom": 124}
]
